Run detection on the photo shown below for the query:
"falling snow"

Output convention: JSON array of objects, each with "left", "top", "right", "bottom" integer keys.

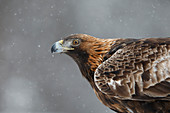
[
  {"left": 38, "top": 45, "right": 41, "bottom": 48},
  {"left": 0, "top": 0, "right": 170, "bottom": 113}
]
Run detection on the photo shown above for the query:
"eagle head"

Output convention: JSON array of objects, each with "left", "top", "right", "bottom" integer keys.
[{"left": 51, "top": 34, "right": 115, "bottom": 78}]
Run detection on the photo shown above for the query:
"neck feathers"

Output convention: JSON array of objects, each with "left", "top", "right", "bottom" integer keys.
[{"left": 87, "top": 39, "right": 117, "bottom": 72}]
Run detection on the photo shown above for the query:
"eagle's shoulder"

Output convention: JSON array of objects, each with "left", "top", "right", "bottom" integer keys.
[{"left": 94, "top": 37, "right": 170, "bottom": 100}]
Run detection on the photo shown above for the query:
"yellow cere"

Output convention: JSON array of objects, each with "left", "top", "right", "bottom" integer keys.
[{"left": 59, "top": 40, "right": 64, "bottom": 45}]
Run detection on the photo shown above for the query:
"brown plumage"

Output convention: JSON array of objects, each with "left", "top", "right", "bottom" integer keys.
[{"left": 51, "top": 34, "right": 170, "bottom": 113}]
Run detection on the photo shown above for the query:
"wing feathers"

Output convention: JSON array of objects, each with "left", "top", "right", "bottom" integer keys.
[
  {"left": 144, "top": 81, "right": 170, "bottom": 97},
  {"left": 94, "top": 38, "right": 170, "bottom": 100}
]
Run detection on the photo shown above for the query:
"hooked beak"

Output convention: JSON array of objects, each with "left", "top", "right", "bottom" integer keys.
[{"left": 51, "top": 40, "right": 74, "bottom": 53}]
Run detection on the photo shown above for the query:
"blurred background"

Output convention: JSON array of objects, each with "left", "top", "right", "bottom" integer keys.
[{"left": 0, "top": 0, "right": 170, "bottom": 113}]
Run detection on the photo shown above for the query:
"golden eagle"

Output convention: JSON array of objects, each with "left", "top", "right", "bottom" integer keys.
[{"left": 51, "top": 34, "right": 170, "bottom": 113}]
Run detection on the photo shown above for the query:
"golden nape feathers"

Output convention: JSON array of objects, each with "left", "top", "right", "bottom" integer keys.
[{"left": 51, "top": 34, "right": 170, "bottom": 113}]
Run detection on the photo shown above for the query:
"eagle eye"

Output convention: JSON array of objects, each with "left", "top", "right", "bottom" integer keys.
[{"left": 72, "top": 39, "right": 80, "bottom": 46}]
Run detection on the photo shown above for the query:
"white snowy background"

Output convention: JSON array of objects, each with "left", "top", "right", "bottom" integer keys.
[{"left": 0, "top": 0, "right": 170, "bottom": 113}]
